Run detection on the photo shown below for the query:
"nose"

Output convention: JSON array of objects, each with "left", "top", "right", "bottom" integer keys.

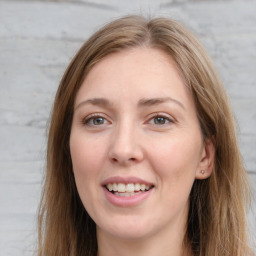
[{"left": 108, "top": 122, "right": 144, "bottom": 165}]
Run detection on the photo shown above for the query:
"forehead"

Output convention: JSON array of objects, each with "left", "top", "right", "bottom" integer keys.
[{"left": 75, "top": 47, "right": 192, "bottom": 107}]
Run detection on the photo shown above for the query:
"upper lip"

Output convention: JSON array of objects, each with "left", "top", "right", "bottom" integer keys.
[{"left": 101, "top": 176, "right": 154, "bottom": 186}]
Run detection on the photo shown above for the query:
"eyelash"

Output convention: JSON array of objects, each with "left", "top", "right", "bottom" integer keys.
[
  {"left": 82, "top": 113, "right": 110, "bottom": 127},
  {"left": 81, "top": 113, "right": 174, "bottom": 128},
  {"left": 147, "top": 113, "right": 174, "bottom": 126}
]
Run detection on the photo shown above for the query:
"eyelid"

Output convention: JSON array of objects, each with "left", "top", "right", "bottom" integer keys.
[
  {"left": 82, "top": 113, "right": 111, "bottom": 126},
  {"left": 146, "top": 112, "right": 175, "bottom": 125}
]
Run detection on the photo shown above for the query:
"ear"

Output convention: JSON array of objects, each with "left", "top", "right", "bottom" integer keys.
[{"left": 195, "top": 138, "right": 215, "bottom": 180}]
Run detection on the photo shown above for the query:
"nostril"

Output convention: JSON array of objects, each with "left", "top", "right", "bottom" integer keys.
[
  {"left": 110, "top": 157, "right": 136, "bottom": 164},
  {"left": 112, "top": 158, "right": 118, "bottom": 162}
]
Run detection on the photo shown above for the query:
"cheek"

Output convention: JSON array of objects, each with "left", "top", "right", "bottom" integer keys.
[
  {"left": 70, "top": 133, "right": 107, "bottom": 179},
  {"left": 149, "top": 136, "right": 202, "bottom": 215},
  {"left": 147, "top": 133, "right": 202, "bottom": 185},
  {"left": 69, "top": 133, "right": 107, "bottom": 213}
]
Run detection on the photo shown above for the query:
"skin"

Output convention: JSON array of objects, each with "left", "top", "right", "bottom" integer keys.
[{"left": 70, "top": 47, "right": 215, "bottom": 256}]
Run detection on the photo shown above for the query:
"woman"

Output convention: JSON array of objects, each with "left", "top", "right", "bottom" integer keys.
[{"left": 37, "top": 15, "right": 253, "bottom": 256}]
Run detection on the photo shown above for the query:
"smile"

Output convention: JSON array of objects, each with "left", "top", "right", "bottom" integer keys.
[
  {"left": 105, "top": 183, "right": 153, "bottom": 197},
  {"left": 102, "top": 177, "right": 154, "bottom": 206}
]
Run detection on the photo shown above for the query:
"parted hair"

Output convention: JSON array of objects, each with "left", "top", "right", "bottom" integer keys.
[{"left": 37, "top": 15, "right": 252, "bottom": 256}]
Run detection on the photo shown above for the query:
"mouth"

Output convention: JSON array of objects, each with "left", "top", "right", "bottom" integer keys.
[{"left": 105, "top": 183, "right": 154, "bottom": 197}]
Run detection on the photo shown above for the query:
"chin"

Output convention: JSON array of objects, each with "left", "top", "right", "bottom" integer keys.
[
  {"left": 98, "top": 217, "right": 153, "bottom": 240},
  {"left": 108, "top": 229, "right": 151, "bottom": 241}
]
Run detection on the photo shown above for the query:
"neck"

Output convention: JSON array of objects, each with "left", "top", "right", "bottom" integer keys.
[{"left": 97, "top": 224, "right": 192, "bottom": 256}]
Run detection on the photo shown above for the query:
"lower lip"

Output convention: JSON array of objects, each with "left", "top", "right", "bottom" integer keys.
[{"left": 103, "top": 187, "right": 153, "bottom": 207}]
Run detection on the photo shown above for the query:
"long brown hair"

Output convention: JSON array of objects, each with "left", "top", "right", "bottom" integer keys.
[{"left": 37, "top": 15, "right": 252, "bottom": 256}]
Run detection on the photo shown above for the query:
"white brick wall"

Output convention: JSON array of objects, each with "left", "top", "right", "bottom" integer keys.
[{"left": 0, "top": 1, "right": 255, "bottom": 255}]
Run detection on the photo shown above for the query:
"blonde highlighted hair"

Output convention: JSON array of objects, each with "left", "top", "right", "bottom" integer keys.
[{"left": 37, "top": 15, "right": 252, "bottom": 256}]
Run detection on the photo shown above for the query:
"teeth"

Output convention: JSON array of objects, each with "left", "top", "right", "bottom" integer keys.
[
  {"left": 117, "top": 183, "right": 126, "bottom": 192},
  {"left": 107, "top": 184, "right": 113, "bottom": 191},
  {"left": 140, "top": 184, "right": 146, "bottom": 191},
  {"left": 115, "top": 192, "right": 137, "bottom": 197},
  {"left": 113, "top": 183, "right": 117, "bottom": 191},
  {"left": 106, "top": 183, "right": 152, "bottom": 193},
  {"left": 126, "top": 183, "right": 134, "bottom": 192},
  {"left": 134, "top": 183, "right": 140, "bottom": 191}
]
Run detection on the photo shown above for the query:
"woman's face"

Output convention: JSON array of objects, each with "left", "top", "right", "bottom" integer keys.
[{"left": 70, "top": 48, "right": 212, "bottom": 241}]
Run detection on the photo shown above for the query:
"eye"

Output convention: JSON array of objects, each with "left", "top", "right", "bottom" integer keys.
[
  {"left": 148, "top": 114, "right": 174, "bottom": 126},
  {"left": 152, "top": 116, "right": 168, "bottom": 125},
  {"left": 83, "top": 114, "right": 110, "bottom": 127}
]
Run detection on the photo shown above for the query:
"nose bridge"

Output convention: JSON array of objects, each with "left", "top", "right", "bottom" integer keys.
[{"left": 109, "top": 116, "right": 143, "bottom": 164}]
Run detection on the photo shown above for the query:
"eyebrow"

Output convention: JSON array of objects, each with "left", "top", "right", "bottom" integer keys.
[
  {"left": 75, "top": 97, "right": 185, "bottom": 110},
  {"left": 75, "top": 98, "right": 112, "bottom": 110},
  {"left": 138, "top": 97, "right": 185, "bottom": 110}
]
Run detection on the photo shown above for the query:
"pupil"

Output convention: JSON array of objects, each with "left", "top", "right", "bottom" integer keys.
[
  {"left": 94, "top": 118, "right": 104, "bottom": 125},
  {"left": 155, "top": 117, "right": 165, "bottom": 124}
]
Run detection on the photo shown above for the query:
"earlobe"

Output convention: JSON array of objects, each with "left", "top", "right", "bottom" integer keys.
[{"left": 195, "top": 138, "right": 215, "bottom": 180}]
